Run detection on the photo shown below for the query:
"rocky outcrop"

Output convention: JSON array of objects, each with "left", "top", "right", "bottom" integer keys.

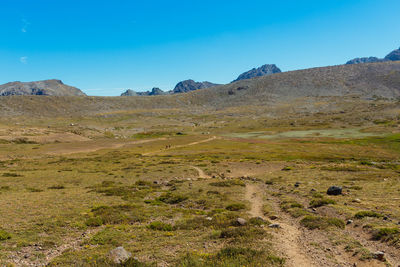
[
  {"left": 346, "top": 57, "right": 386, "bottom": 65},
  {"left": 172, "top": 80, "right": 219, "bottom": 93},
  {"left": 346, "top": 47, "right": 400, "bottom": 64},
  {"left": 0, "top": 80, "right": 85, "bottom": 96},
  {"left": 384, "top": 47, "right": 400, "bottom": 61},
  {"left": 233, "top": 64, "right": 281, "bottom": 82},
  {"left": 121, "top": 87, "right": 165, "bottom": 96}
]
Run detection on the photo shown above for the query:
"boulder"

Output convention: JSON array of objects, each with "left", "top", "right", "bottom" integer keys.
[
  {"left": 108, "top": 247, "right": 132, "bottom": 264},
  {"left": 236, "top": 218, "right": 247, "bottom": 226},
  {"left": 327, "top": 186, "right": 342, "bottom": 196}
]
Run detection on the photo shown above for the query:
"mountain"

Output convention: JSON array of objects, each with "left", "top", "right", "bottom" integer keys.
[
  {"left": 346, "top": 57, "right": 386, "bottom": 65},
  {"left": 0, "top": 79, "right": 85, "bottom": 96},
  {"left": 2, "top": 61, "right": 400, "bottom": 117},
  {"left": 346, "top": 46, "right": 400, "bottom": 64},
  {"left": 172, "top": 80, "right": 219, "bottom": 93},
  {"left": 233, "top": 64, "right": 281, "bottom": 82},
  {"left": 384, "top": 47, "right": 400, "bottom": 61},
  {"left": 121, "top": 87, "right": 165, "bottom": 96}
]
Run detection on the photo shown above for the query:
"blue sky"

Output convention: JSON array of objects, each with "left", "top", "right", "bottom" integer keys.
[{"left": 0, "top": 0, "right": 399, "bottom": 96}]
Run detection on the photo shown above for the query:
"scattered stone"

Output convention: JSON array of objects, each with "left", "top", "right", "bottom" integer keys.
[
  {"left": 206, "top": 217, "right": 213, "bottom": 221},
  {"left": 352, "top": 198, "right": 361, "bottom": 203},
  {"left": 327, "top": 186, "right": 342, "bottom": 196},
  {"left": 383, "top": 216, "right": 389, "bottom": 221},
  {"left": 108, "top": 247, "right": 132, "bottom": 264},
  {"left": 236, "top": 218, "right": 247, "bottom": 226},
  {"left": 346, "top": 219, "right": 353, "bottom": 225},
  {"left": 294, "top": 182, "right": 301, "bottom": 187},
  {"left": 373, "top": 251, "right": 385, "bottom": 261},
  {"left": 268, "top": 223, "right": 281, "bottom": 229},
  {"left": 310, "top": 188, "right": 317, "bottom": 192}
]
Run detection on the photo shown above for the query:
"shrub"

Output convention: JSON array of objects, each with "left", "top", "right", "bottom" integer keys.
[
  {"left": 0, "top": 229, "right": 11, "bottom": 241},
  {"left": 85, "top": 216, "right": 104, "bottom": 227},
  {"left": 309, "top": 198, "right": 336, "bottom": 208},
  {"left": 158, "top": 192, "right": 188, "bottom": 204},
  {"left": 354, "top": 211, "right": 383, "bottom": 219},
  {"left": 226, "top": 203, "right": 246, "bottom": 211},
  {"left": 372, "top": 228, "right": 399, "bottom": 244},
  {"left": 147, "top": 221, "right": 173, "bottom": 231},
  {"left": 220, "top": 227, "right": 265, "bottom": 240},
  {"left": 249, "top": 217, "right": 269, "bottom": 226},
  {"left": 300, "top": 216, "right": 345, "bottom": 230}
]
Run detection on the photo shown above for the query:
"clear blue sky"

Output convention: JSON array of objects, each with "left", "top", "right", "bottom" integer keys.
[{"left": 0, "top": 0, "right": 399, "bottom": 96}]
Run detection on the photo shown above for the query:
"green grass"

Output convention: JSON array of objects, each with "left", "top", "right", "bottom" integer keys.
[
  {"left": 354, "top": 211, "right": 383, "bottom": 219},
  {"left": 300, "top": 216, "right": 345, "bottom": 230}
]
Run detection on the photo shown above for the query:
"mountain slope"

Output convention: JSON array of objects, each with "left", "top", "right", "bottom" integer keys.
[
  {"left": 1, "top": 62, "right": 400, "bottom": 117},
  {"left": 0, "top": 80, "right": 85, "bottom": 96}
]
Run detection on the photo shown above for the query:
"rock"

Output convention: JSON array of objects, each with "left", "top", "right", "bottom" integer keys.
[
  {"left": 108, "top": 247, "right": 132, "bottom": 264},
  {"left": 294, "top": 182, "right": 301, "bottom": 187},
  {"left": 352, "top": 198, "right": 361, "bottom": 203},
  {"left": 236, "top": 218, "right": 247, "bottom": 226},
  {"left": 172, "top": 80, "right": 219, "bottom": 93},
  {"left": 346, "top": 219, "right": 353, "bottom": 225},
  {"left": 384, "top": 47, "right": 400, "bottom": 61},
  {"left": 268, "top": 223, "right": 281, "bottom": 228},
  {"left": 121, "top": 87, "right": 165, "bottom": 96},
  {"left": 373, "top": 251, "right": 385, "bottom": 261},
  {"left": 233, "top": 64, "right": 281, "bottom": 82},
  {"left": 327, "top": 186, "right": 342, "bottom": 196},
  {"left": 346, "top": 57, "right": 385, "bottom": 65},
  {"left": 205, "top": 217, "right": 213, "bottom": 221},
  {"left": 269, "top": 215, "right": 278, "bottom": 220}
]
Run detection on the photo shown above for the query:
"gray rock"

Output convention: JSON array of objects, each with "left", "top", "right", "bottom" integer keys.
[
  {"left": 172, "top": 80, "right": 219, "bottom": 94},
  {"left": 346, "top": 57, "right": 385, "bottom": 65},
  {"left": 236, "top": 218, "right": 247, "bottom": 226},
  {"left": 327, "top": 186, "right": 342, "bottom": 196},
  {"left": 121, "top": 87, "right": 165, "bottom": 96},
  {"left": 346, "top": 219, "right": 353, "bottom": 225},
  {"left": 233, "top": 64, "right": 281, "bottom": 82},
  {"left": 108, "top": 247, "right": 132, "bottom": 264},
  {"left": 384, "top": 47, "right": 400, "bottom": 61}
]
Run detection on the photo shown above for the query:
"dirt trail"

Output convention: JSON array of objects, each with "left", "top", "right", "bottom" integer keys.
[
  {"left": 190, "top": 166, "right": 211, "bottom": 179},
  {"left": 245, "top": 184, "right": 316, "bottom": 267},
  {"left": 143, "top": 136, "right": 217, "bottom": 156}
]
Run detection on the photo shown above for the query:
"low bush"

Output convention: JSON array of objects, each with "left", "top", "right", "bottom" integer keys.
[
  {"left": 157, "top": 192, "right": 188, "bottom": 204},
  {"left": 147, "top": 221, "right": 173, "bottom": 231},
  {"left": 0, "top": 229, "right": 11, "bottom": 241},
  {"left": 372, "top": 228, "right": 399, "bottom": 244},
  {"left": 354, "top": 211, "right": 383, "bottom": 219},
  {"left": 226, "top": 203, "right": 246, "bottom": 211},
  {"left": 300, "top": 216, "right": 345, "bottom": 230},
  {"left": 309, "top": 198, "right": 336, "bottom": 208}
]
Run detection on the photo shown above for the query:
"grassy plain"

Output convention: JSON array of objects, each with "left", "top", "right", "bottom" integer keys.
[{"left": 0, "top": 98, "right": 399, "bottom": 266}]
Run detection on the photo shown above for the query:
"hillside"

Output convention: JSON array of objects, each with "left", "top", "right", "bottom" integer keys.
[
  {"left": 0, "top": 80, "right": 86, "bottom": 96},
  {"left": 1, "top": 61, "right": 399, "bottom": 117}
]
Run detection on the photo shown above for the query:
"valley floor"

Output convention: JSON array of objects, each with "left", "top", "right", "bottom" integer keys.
[{"left": 0, "top": 100, "right": 400, "bottom": 266}]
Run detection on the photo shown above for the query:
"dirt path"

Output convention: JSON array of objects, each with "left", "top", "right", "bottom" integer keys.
[
  {"left": 245, "top": 184, "right": 316, "bottom": 267},
  {"left": 190, "top": 166, "right": 211, "bottom": 179},
  {"left": 142, "top": 136, "right": 217, "bottom": 156}
]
